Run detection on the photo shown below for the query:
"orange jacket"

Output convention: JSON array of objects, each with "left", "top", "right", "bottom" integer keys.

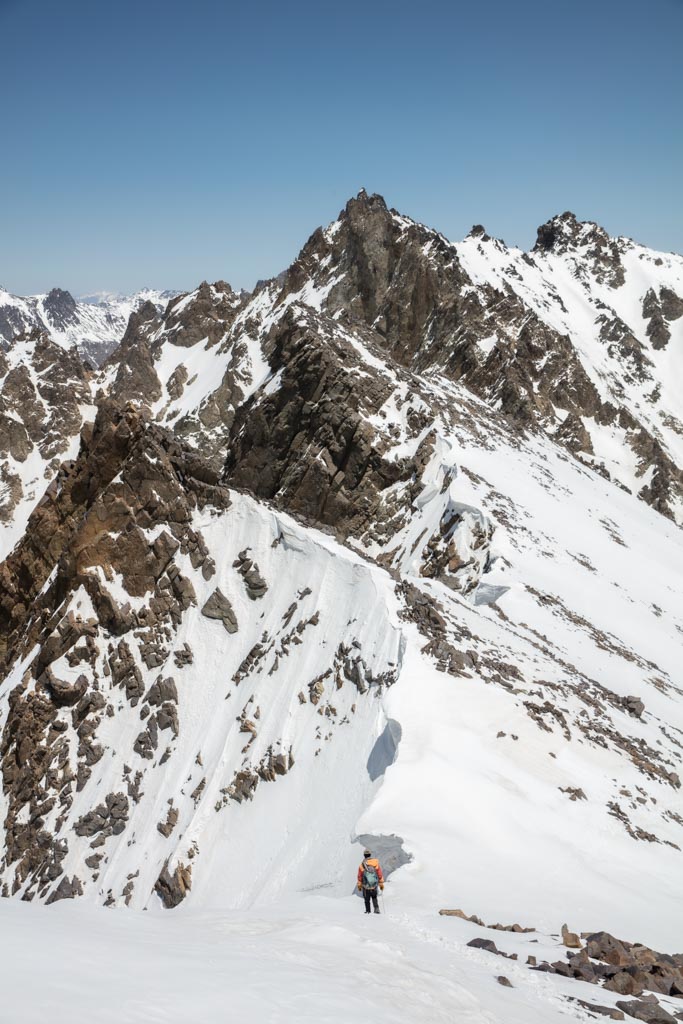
[{"left": 358, "top": 858, "right": 384, "bottom": 889}]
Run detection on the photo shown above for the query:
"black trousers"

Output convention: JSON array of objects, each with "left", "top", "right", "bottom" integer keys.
[{"left": 363, "top": 887, "right": 379, "bottom": 912}]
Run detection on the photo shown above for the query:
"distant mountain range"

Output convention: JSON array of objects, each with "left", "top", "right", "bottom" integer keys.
[{"left": 0, "top": 286, "right": 178, "bottom": 367}]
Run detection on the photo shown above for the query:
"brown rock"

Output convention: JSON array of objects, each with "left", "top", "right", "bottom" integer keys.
[
  {"left": 201, "top": 589, "right": 238, "bottom": 634},
  {"left": 605, "top": 973, "right": 643, "bottom": 997},
  {"left": 154, "top": 861, "right": 192, "bottom": 909},
  {"left": 562, "top": 923, "right": 582, "bottom": 948},
  {"left": 577, "top": 1001, "right": 625, "bottom": 1020},
  {"left": 615, "top": 1000, "right": 677, "bottom": 1023},
  {"left": 467, "top": 938, "right": 501, "bottom": 955}
]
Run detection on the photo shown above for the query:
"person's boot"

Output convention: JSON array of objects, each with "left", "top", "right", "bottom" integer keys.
[
  {"left": 365, "top": 909, "right": 370, "bottom": 914},
  {"left": 374, "top": 907, "right": 380, "bottom": 914}
]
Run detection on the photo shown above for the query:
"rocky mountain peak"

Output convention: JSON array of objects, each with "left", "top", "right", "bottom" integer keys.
[
  {"left": 534, "top": 211, "right": 592, "bottom": 252},
  {"left": 43, "top": 287, "right": 78, "bottom": 330},
  {"left": 343, "top": 188, "right": 390, "bottom": 219},
  {"left": 533, "top": 212, "right": 630, "bottom": 288}
]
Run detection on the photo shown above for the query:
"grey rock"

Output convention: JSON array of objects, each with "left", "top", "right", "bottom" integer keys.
[
  {"left": 615, "top": 1000, "right": 677, "bottom": 1023},
  {"left": 201, "top": 588, "right": 238, "bottom": 633}
]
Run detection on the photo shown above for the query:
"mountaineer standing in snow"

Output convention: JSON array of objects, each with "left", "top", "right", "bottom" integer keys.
[{"left": 357, "top": 848, "right": 384, "bottom": 914}]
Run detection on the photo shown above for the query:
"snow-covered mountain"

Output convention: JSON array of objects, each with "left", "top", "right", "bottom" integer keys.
[
  {"left": 1, "top": 192, "right": 682, "bottom": 1024},
  {"left": 0, "top": 286, "right": 177, "bottom": 367}
]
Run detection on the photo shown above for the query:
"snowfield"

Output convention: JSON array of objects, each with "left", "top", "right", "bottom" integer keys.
[{"left": 1, "top": 895, "right": 662, "bottom": 1024}]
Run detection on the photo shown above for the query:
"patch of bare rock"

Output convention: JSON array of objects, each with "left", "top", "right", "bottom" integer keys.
[{"left": 441, "top": 911, "right": 683, "bottom": 1019}]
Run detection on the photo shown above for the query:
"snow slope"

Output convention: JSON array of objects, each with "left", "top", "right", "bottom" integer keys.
[
  {"left": 455, "top": 225, "right": 683, "bottom": 517},
  {"left": 4, "top": 894, "right": 656, "bottom": 1024}
]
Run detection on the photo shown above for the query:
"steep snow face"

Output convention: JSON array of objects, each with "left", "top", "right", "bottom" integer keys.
[
  {"left": 218, "top": 314, "right": 683, "bottom": 945},
  {"left": 361, "top": 386, "right": 683, "bottom": 948},
  {"left": 0, "top": 482, "right": 403, "bottom": 911},
  {"left": 0, "top": 287, "right": 176, "bottom": 366},
  {"left": 455, "top": 222, "right": 683, "bottom": 521}
]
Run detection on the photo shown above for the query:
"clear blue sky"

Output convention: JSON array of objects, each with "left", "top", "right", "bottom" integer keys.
[{"left": 2, "top": 0, "right": 682, "bottom": 295}]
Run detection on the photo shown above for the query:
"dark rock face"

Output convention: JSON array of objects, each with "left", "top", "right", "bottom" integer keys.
[
  {"left": 642, "top": 286, "right": 683, "bottom": 352},
  {"left": 45, "top": 873, "right": 83, "bottom": 904},
  {"left": 160, "top": 281, "right": 241, "bottom": 348},
  {"left": 146, "top": 676, "right": 178, "bottom": 706},
  {"left": 201, "top": 589, "right": 238, "bottom": 633},
  {"left": 659, "top": 287, "right": 683, "bottom": 321},
  {"left": 74, "top": 792, "right": 129, "bottom": 838},
  {"left": 108, "top": 303, "right": 163, "bottom": 408},
  {"left": 267, "top": 191, "right": 682, "bottom": 519},
  {"left": 467, "top": 936, "right": 501, "bottom": 954},
  {"left": 154, "top": 860, "right": 192, "bottom": 908},
  {"left": 282, "top": 190, "right": 471, "bottom": 368},
  {"left": 157, "top": 805, "right": 179, "bottom": 838},
  {"left": 0, "top": 305, "right": 32, "bottom": 350},
  {"left": 0, "top": 399, "right": 229, "bottom": 899},
  {"left": 224, "top": 306, "right": 413, "bottom": 537},
  {"left": 533, "top": 211, "right": 626, "bottom": 287},
  {"left": 43, "top": 289, "right": 78, "bottom": 331},
  {"left": 233, "top": 550, "right": 268, "bottom": 600},
  {"left": 0, "top": 329, "right": 92, "bottom": 528},
  {"left": 577, "top": 1001, "right": 625, "bottom": 1020}
]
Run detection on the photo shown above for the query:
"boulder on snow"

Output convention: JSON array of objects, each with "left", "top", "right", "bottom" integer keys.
[
  {"left": 562, "top": 922, "right": 582, "bottom": 948},
  {"left": 146, "top": 675, "right": 178, "bottom": 706},
  {"left": 615, "top": 1000, "right": 677, "bottom": 1023},
  {"left": 585, "top": 932, "right": 632, "bottom": 963},
  {"left": 44, "top": 670, "right": 89, "bottom": 708},
  {"left": 45, "top": 874, "right": 84, "bottom": 904},
  {"left": 439, "top": 908, "right": 480, "bottom": 921},
  {"left": 467, "top": 937, "right": 501, "bottom": 955},
  {"left": 577, "top": 1001, "right": 625, "bottom": 1020},
  {"left": 154, "top": 861, "right": 192, "bottom": 908},
  {"left": 233, "top": 550, "right": 268, "bottom": 600},
  {"left": 624, "top": 696, "right": 645, "bottom": 718},
  {"left": 201, "top": 588, "right": 238, "bottom": 633}
]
